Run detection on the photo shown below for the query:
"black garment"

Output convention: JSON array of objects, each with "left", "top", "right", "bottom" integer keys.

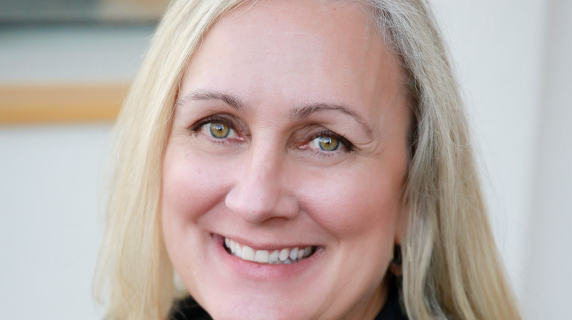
[
  {"left": 373, "top": 278, "right": 409, "bottom": 320},
  {"left": 170, "top": 278, "right": 408, "bottom": 320},
  {"left": 170, "top": 298, "right": 212, "bottom": 320}
]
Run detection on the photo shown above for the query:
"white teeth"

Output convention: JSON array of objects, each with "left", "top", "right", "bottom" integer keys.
[
  {"left": 289, "top": 247, "right": 299, "bottom": 260},
  {"left": 254, "top": 250, "right": 269, "bottom": 263},
  {"left": 242, "top": 246, "right": 255, "bottom": 261},
  {"left": 225, "top": 237, "right": 315, "bottom": 265},
  {"left": 269, "top": 250, "right": 279, "bottom": 263},
  {"left": 279, "top": 248, "right": 290, "bottom": 261},
  {"left": 235, "top": 243, "right": 242, "bottom": 258}
]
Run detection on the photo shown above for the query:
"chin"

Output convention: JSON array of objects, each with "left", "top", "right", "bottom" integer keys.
[
  {"left": 178, "top": 233, "right": 334, "bottom": 320},
  {"left": 207, "top": 295, "right": 312, "bottom": 320}
]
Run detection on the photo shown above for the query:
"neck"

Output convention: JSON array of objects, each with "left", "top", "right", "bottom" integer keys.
[{"left": 341, "top": 276, "right": 389, "bottom": 320}]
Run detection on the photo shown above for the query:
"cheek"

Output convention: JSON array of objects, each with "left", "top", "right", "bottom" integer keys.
[
  {"left": 162, "top": 145, "right": 233, "bottom": 225},
  {"left": 161, "top": 142, "right": 239, "bottom": 273},
  {"left": 298, "top": 165, "right": 402, "bottom": 239}
]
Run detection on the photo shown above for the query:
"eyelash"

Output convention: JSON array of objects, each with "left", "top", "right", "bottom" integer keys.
[
  {"left": 305, "top": 130, "right": 354, "bottom": 155},
  {"left": 191, "top": 115, "right": 234, "bottom": 130},
  {"left": 190, "top": 115, "right": 240, "bottom": 142},
  {"left": 189, "top": 115, "right": 355, "bottom": 153}
]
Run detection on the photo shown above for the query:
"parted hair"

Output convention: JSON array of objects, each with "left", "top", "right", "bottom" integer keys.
[{"left": 94, "top": 0, "right": 522, "bottom": 319}]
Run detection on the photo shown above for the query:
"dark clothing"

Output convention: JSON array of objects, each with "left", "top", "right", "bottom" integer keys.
[
  {"left": 170, "top": 297, "right": 213, "bottom": 320},
  {"left": 373, "top": 279, "right": 409, "bottom": 320},
  {"left": 170, "top": 277, "right": 408, "bottom": 320}
]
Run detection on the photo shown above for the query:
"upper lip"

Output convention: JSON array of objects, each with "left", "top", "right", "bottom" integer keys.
[{"left": 217, "top": 234, "right": 320, "bottom": 251}]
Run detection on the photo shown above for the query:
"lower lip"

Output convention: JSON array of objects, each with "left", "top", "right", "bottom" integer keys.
[{"left": 211, "top": 234, "right": 322, "bottom": 281}]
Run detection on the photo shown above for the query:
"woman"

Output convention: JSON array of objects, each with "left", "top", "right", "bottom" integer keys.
[{"left": 94, "top": 0, "right": 521, "bottom": 319}]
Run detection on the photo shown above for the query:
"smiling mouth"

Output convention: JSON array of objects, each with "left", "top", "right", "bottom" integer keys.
[{"left": 223, "top": 237, "right": 318, "bottom": 265}]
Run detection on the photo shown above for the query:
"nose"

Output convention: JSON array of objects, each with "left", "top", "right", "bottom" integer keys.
[{"left": 225, "top": 141, "right": 299, "bottom": 225}]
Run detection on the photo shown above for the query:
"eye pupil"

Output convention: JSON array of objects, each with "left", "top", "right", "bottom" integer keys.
[
  {"left": 210, "top": 123, "right": 230, "bottom": 138},
  {"left": 319, "top": 137, "right": 339, "bottom": 151}
]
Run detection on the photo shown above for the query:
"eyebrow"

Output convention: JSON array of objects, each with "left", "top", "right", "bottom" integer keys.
[
  {"left": 176, "top": 90, "right": 373, "bottom": 138},
  {"left": 291, "top": 103, "right": 374, "bottom": 138},
  {"left": 176, "top": 90, "right": 245, "bottom": 110}
]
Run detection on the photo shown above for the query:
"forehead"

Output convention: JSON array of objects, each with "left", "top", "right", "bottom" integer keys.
[{"left": 181, "top": 0, "right": 404, "bottom": 118}]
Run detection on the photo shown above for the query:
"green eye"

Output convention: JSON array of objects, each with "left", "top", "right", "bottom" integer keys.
[
  {"left": 318, "top": 137, "right": 339, "bottom": 151},
  {"left": 209, "top": 123, "right": 230, "bottom": 138}
]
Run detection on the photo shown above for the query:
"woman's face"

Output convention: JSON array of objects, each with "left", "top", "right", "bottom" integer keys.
[{"left": 162, "top": 1, "right": 410, "bottom": 319}]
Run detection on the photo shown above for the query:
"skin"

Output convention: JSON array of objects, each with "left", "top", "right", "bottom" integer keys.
[{"left": 162, "top": 1, "right": 410, "bottom": 319}]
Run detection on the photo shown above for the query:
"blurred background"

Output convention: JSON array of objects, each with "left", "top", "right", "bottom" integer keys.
[{"left": 0, "top": 0, "right": 570, "bottom": 319}]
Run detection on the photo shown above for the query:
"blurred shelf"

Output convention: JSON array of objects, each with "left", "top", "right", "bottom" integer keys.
[
  {"left": 0, "top": 84, "right": 128, "bottom": 123},
  {"left": 0, "top": 0, "right": 167, "bottom": 25}
]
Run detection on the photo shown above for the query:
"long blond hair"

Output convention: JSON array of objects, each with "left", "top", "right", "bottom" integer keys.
[{"left": 94, "top": 0, "right": 521, "bottom": 319}]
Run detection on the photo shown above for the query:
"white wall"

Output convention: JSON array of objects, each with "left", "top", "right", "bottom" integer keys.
[
  {"left": 0, "top": 124, "right": 112, "bottom": 320},
  {"left": 0, "top": 27, "right": 149, "bottom": 320},
  {"left": 430, "top": 0, "right": 550, "bottom": 303},
  {"left": 523, "top": 0, "right": 572, "bottom": 319},
  {"left": 0, "top": 1, "right": 570, "bottom": 319},
  {"left": 431, "top": 3, "right": 572, "bottom": 319}
]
